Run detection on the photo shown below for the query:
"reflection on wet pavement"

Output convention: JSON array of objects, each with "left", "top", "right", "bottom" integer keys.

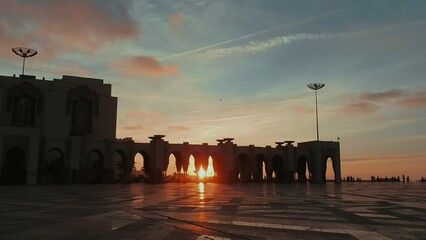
[{"left": 0, "top": 183, "right": 425, "bottom": 239}]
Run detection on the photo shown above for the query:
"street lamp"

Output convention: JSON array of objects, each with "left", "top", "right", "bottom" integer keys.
[
  {"left": 12, "top": 47, "right": 38, "bottom": 76},
  {"left": 307, "top": 83, "right": 325, "bottom": 141}
]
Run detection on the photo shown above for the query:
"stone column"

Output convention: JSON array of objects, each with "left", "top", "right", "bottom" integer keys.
[
  {"left": 333, "top": 143, "right": 342, "bottom": 183},
  {"left": 149, "top": 135, "right": 166, "bottom": 183}
]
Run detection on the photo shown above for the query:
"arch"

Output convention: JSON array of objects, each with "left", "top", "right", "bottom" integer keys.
[
  {"left": 172, "top": 151, "right": 183, "bottom": 174},
  {"left": 297, "top": 156, "right": 309, "bottom": 183},
  {"left": 165, "top": 153, "right": 178, "bottom": 182},
  {"left": 85, "top": 149, "right": 103, "bottom": 183},
  {"left": 187, "top": 154, "right": 198, "bottom": 177},
  {"left": 140, "top": 151, "right": 151, "bottom": 180},
  {"left": 41, "top": 148, "right": 65, "bottom": 184},
  {"left": 164, "top": 151, "right": 184, "bottom": 182},
  {"left": 272, "top": 155, "right": 284, "bottom": 182},
  {"left": 111, "top": 150, "right": 129, "bottom": 183},
  {"left": 238, "top": 153, "right": 250, "bottom": 182},
  {"left": 209, "top": 153, "right": 221, "bottom": 181},
  {"left": 132, "top": 152, "right": 145, "bottom": 182},
  {"left": 255, "top": 154, "right": 266, "bottom": 182},
  {"left": 16, "top": 82, "right": 37, "bottom": 89},
  {"left": 206, "top": 155, "right": 215, "bottom": 178},
  {"left": 1, "top": 146, "right": 27, "bottom": 184},
  {"left": 323, "top": 157, "right": 335, "bottom": 183},
  {"left": 192, "top": 152, "right": 207, "bottom": 172}
]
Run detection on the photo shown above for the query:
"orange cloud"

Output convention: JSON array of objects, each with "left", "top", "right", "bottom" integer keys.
[
  {"left": 167, "top": 125, "right": 190, "bottom": 133},
  {"left": 0, "top": 0, "right": 139, "bottom": 61},
  {"left": 170, "top": 15, "right": 184, "bottom": 33},
  {"left": 125, "top": 111, "right": 165, "bottom": 119},
  {"left": 121, "top": 125, "right": 146, "bottom": 131},
  {"left": 339, "top": 87, "right": 426, "bottom": 114},
  {"left": 339, "top": 102, "right": 378, "bottom": 115},
  {"left": 109, "top": 56, "right": 179, "bottom": 77},
  {"left": 397, "top": 90, "right": 426, "bottom": 108},
  {"left": 359, "top": 89, "right": 405, "bottom": 102}
]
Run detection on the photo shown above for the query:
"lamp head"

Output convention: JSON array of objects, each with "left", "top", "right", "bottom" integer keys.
[
  {"left": 307, "top": 83, "right": 325, "bottom": 90},
  {"left": 12, "top": 47, "right": 38, "bottom": 58}
]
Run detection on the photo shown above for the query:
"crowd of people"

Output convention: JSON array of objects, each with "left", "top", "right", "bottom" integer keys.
[
  {"left": 344, "top": 176, "right": 361, "bottom": 182},
  {"left": 342, "top": 174, "right": 426, "bottom": 182},
  {"left": 371, "top": 176, "right": 406, "bottom": 182}
]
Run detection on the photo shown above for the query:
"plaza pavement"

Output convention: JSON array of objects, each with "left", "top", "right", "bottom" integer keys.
[{"left": 0, "top": 182, "right": 425, "bottom": 240}]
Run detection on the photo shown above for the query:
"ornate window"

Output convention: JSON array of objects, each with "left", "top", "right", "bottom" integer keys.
[
  {"left": 8, "top": 82, "right": 41, "bottom": 127},
  {"left": 12, "top": 95, "right": 36, "bottom": 126},
  {"left": 71, "top": 98, "right": 92, "bottom": 134},
  {"left": 67, "top": 86, "right": 98, "bottom": 136}
]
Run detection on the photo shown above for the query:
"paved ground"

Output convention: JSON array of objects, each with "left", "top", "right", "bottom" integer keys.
[{"left": 0, "top": 182, "right": 425, "bottom": 240}]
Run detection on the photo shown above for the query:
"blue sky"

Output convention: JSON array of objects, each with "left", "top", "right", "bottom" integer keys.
[{"left": 1, "top": 0, "right": 425, "bottom": 179}]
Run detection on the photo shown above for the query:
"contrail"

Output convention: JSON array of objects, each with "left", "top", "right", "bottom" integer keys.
[
  {"left": 177, "top": 113, "right": 272, "bottom": 125},
  {"left": 97, "top": 1, "right": 377, "bottom": 76},
  {"left": 202, "top": 19, "right": 426, "bottom": 59},
  {"left": 203, "top": 33, "right": 327, "bottom": 59},
  {"left": 158, "top": 0, "right": 377, "bottom": 61},
  {"left": 158, "top": 27, "right": 278, "bottom": 60}
]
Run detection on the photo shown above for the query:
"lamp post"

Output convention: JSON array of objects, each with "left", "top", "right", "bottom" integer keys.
[
  {"left": 307, "top": 83, "right": 325, "bottom": 141},
  {"left": 12, "top": 47, "right": 38, "bottom": 76}
]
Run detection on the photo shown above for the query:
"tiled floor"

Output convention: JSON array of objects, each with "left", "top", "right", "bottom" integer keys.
[{"left": 0, "top": 182, "right": 425, "bottom": 239}]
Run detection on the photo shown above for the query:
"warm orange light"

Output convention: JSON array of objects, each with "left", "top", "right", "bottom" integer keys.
[
  {"left": 206, "top": 166, "right": 215, "bottom": 177},
  {"left": 188, "top": 156, "right": 197, "bottom": 175},
  {"left": 198, "top": 182, "right": 205, "bottom": 193},
  {"left": 206, "top": 157, "right": 215, "bottom": 177},
  {"left": 198, "top": 183, "right": 205, "bottom": 203},
  {"left": 198, "top": 166, "right": 206, "bottom": 180}
]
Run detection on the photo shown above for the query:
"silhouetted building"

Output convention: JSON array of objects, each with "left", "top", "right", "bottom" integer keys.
[
  {"left": 0, "top": 74, "right": 117, "bottom": 184},
  {"left": 0, "top": 74, "right": 341, "bottom": 185}
]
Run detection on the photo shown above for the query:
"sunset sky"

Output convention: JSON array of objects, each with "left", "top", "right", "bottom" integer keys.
[{"left": 1, "top": 0, "right": 425, "bottom": 180}]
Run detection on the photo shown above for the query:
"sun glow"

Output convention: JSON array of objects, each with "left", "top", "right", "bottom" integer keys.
[
  {"left": 198, "top": 166, "right": 206, "bottom": 180},
  {"left": 188, "top": 156, "right": 216, "bottom": 179}
]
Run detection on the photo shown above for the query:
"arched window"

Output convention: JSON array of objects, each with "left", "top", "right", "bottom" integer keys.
[
  {"left": 8, "top": 82, "right": 42, "bottom": 127},
  {"left": 12, "top": 95, "right": 36, "bottom": 126},
  {"left": 67, "top": 86, "right": 98, "bottom": 135},
  {"left": 71, "top": 99, "right": 92, "bottom": 134}
]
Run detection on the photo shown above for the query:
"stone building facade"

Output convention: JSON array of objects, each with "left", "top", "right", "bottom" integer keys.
[{"left": 0, "top": 74, "right": 341, "bottom": 185}]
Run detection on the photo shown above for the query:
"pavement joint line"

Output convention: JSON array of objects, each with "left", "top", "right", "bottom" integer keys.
[
  {"left": 138, "top": 209, "right": 253, "bottom": 240},
  {"left": 221, "top": 220, "right": 394, "bottom": 240}
]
